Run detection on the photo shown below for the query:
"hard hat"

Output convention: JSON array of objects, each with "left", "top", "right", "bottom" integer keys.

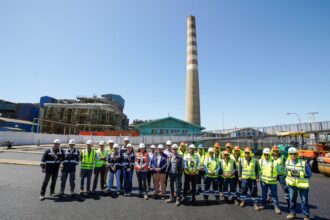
[
  {"left": 225, "top": 143, "right": 232, "bottom": 148},
  {"left": 198, "top": 144, "right": 204, "bottom": 149},
  {"left": 53, "top": 139, "right": 61, "bottom": 144},
  {"left": 208, "top": 148, "right": 214, "bottom": 153},
  {"left": 139, "top": 143, "right": 146, "bottom": 149},
  {"left": 288, "top": 147, "right": 298, "bottom": 154},
  {"left": 244, "top": 147, "right": 252, "bottom": 153},
  {"left": 99, "top": 141, "right": 105, "bottom": 146},
  {"left": 127, "top": 144, "right": 133, "bottom": 148},
  {"left": 166, "top": 140, "right": 172, "bottom": 145},
  {"left": 188, "top": 144, "right": 196, "bottom": 149},
  {"left": 86, "top": 140, "right": 93, "bottom": 145},
  {"left": 108, "top": 140, "right": 114, "bottom": 144},
  {"left": 214, "top": 143, "right": 220, "bottom": 148},
  {"left": 124, "top": 137, "right": 130, "bottom": 141},
  {"left": 263, "top": 148, "right": 271, "bottom": 154},
  {"left": 68, "top": 139, "right": 75, "bottom": 145},
  {"left": 113, "top": 144, "right": 120, "bottom": 149},
  {"left": 234, "top": 146, "right": 240, "bottom": 151},
  {"left": 150, "top": 144, "right": 156, "bottom": 149},
  {"left": 157, "top": 144, "right": 164, "bottom": 149},
  {"left": 223, "top": 150, "right": 230, "bottom": 155},
  {"left": 172, "top": 144, "right": 178, "bottom": 149},
  {"left": 272, "top": 145, "right": 279, "bottom": 151},
  {"left": 180, "top": 142, "right": 186, "bottom": 146}
]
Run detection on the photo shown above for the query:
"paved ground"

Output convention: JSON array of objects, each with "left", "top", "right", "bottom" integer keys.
[{"left": 0, "top": 152, "right": 329, "bottom": 220}]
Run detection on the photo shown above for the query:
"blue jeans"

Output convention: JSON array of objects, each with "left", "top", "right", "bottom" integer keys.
[
  {"left": 241, "top": 179, "right": 258, "bottom": 204},
  {"left": 204, "top": 177, "right": 219, "bottom": 198},
  {"left": 288, "top": 186, "right": 310, "bottom": 217},
  {"left": 278, "top": 175, "right": 289, "bottom": 200},
  {"left": 260, "top": 181, "right": 279, "bottom": 207},
  {"left": 136, "top": 171, "right": 148, "bottom": 194},
  {"left": 108, "top": 170, "right": 121, "bottom": 192},
  {"left": 80, "top": 169, "right": 93, "bottom": 191},
  {"left": 223, "top": 178, "right": 236, "bottom": 199},
  {"left": 123, "top": 169, "right": 134, "bottom": 193}
]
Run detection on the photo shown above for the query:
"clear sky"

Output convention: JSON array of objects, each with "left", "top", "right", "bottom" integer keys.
[{"left": 0, "top": 0, "right": 329, "bottom": 130}]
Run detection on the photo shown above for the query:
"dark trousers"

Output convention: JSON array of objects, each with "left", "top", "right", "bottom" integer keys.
[
  {"left": 147, "top": 170, "right": 153, "bottom": 191},
  {"left": 123, "top": 169, "right": 134, "bottom": 193},
  {"left": 204, "top": 177, "right": 219, "bottom": 198},
  {"left": 169, "top": 173, "right": 182, "bottom": 198},
  {"left": 288, "top": 186, "right": 310, "bottom": 217},
  {"left": 183, "top": 173, "right": 197, "bottom": 197},
  {"left": 80, "top": 169, "right": 93, "bottom": 191},
  {"left": 197, "top": 170, "right": 205, "bottom": 191},
  {"left": 241, "top": 179, "right": 258, "bottom": 204},
  {"left": 136, "top": 171, "right": 147, "bottom": 195},
  {"left": 93, "top": 167, "right": 105, "bottom": 191},
  {"left": 223, "top": 177, "right": 237, "bottom": 199},
  {"left": 235, "top": 176, "right": 242, "bottom": 198},
  {"left": 218, "top": 176, "right": 223, "bottom": 193},
  {"left": 261, "top": 181, "right": 279, "bottom": 207},
  {"left": 120, "top": 169, "right": 124, "bottom": 190},
  {"left": 40, "top": 169, "right": 59, "bottom": 195},
  {"left": 60, "top": 170, "right": 76, "bottom": 192}
]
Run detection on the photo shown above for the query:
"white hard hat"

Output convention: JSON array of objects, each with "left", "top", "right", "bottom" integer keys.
[
  {"left": 108, "top": 140, "right": 114, "bottom": 144},
  {"left": 139, "top": 143, "right": 146, "bottom": 149},
  {"left": 68, "top": 139, "right": 75, "bottom": 145},
  {"left": 150, "top": 144, "right": 156, "bottom": 149},
  {"left": 86, "top": 140, "right": 93, "bottom": 145},
  {"left": 53, "top": 139, "right": 61, "bottom": 144},
  {"left": 172, "top": 144, "right": 178, "bottom": 149},
  {"left": 157, "top": 144, "right": 164, "bottom": 149},
  {"left": 113, "top": 144, "right": 120, "bottom": 149},
  {"left": 288, "top": 147, "right": 298, "bottom": 154},
  {"left": 124, "top": 137, "right": 130, "bottom": 141},
  {"left": 127, "top": 144, "right": 133, "bottom": 148},
  {"left": 166, "top": 140, "right": 172, "bottom": 145},
  {"left": 208, "top": 147, "right": 214, "bottom": 153},
  {"left": 189, "top": 144, "right": 196, "bottom": 149},
  {"left": 263, "top": 148, "right": 271, "bottom": 154},
  {"left": 99, "top": 141, "right": 105, "bottom": 146}
]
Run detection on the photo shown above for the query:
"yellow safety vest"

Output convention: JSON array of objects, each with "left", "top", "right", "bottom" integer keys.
[
  {"left": 259, "top": 159, "right": 278, "bottom": 184},
  {"left": 81, "top": 149, "right": 96, "bottom": 170},
  {"left": 285, "top": 159, "right": 309, "bottom": 189},
  {"left": 184, "top": 153, "right": 199, "bottom": 175},
  {"left": 204, "top": 156, "right": 219, "bottom": 178},
  {"left": 241, "top": 158, "right": 256, "bottom": 180},
  {"left": 95, "top": 149, "right": 108, "bottom": 168},
  {"left": 221, "top": 158, "right": 235, "bottom": 179},
  {"left": 272, "top": 154, "right": 285, "bottom": 175}
]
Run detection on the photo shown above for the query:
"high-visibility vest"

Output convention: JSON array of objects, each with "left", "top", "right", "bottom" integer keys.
[
  {"left": 198, "top": 151, "right": 206, "bottom": 170},
  {"left": 204, "top": 156, "right": 219, "bottom": 178},
  {"left": 285, "top": 159, "right": 309, "bottom": 189},
  {"left": 232, "top": 155, "right": 241, "bottom": 169},
  {"left": 221, "top": 158, "right": 235, "bottom": 179},
  {"left": 272, "top": 154, "right": 285, "bottom": 175},
  {"left": 259, "top": 159, "right": 278, "bottom": 184},
  {"left": 95, "top": 149, "right": 108, "bottom": 168},
  {"left": 107, "top": 147, "right": 114, "bottom": 154},
  {"left": 184, "top": 153, "right": 199, "bottom": 174},
  {"left": 81, "top": 149, "right": 96, "bottom": 170},
  {"left": 178, "top": 149, "right": 187, "bottom": 157},
  {"left": 241, "top": 158, "right": 257, "bottom": 180}
]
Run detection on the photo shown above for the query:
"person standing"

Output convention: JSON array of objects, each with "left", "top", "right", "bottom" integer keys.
[
  {"left": 135, "top": 143, "right": 150, "bottom": 200},
  {"left": 221, "top": 150, "right": 237, "bottom": 203},
  {"left": 285, "top": 147, "right": 312, "bottom": 220},
  {"left": 40, "top": 139, "right": 64, "bottom": 200},
  {"left": 150, "top": 144, "right": 168, "bottom": 200},
  {"left": 147, "top": 144, "right": 156, "bottom": 192},
  {"left": 80, "top": 140, "right": 96, "bottom": 195},
  {"left": 122, "top": 144, "right": 135, "bottom": 196},
  {"left": 203, "top": 147, "right": 220, "bottom": 203},
  {"left": 164, "top": 140, "right": 173, "bottom": 188},
  {"left": 104, "top": 140, "right": 114, "bottom": 185},
  {"left": 107, "top": 143, "right": 122, "bottom": 195},
  {"left": 59, "top": 139, "right": 80, "bottom": 196},
  {"left": 92, "top": 141, "right": 108, "bottom": 193},
  {"left": 178, "top": 142, "right": 187, "bottom": 157},
  {"left": 120, "top": 137, "right": 130, "bottom": 190},
  {"left": 233, "top": 146, "right": 243, "bottom": 205},
  {"left": 197, "top": 144, "right": 206, "bottom": 194},
  {"left": 166, "top": 144, "right": 183, "bottom": 206}
]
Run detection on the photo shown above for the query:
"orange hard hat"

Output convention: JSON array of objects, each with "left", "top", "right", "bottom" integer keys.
[
  {"left": 234, "top": 146, "right": 240, "bottom": 151},
  {"left": 244, "top": 147, "right": 252, "bottom": 153},
  {"left": 214, "top": 143, "right": 220, "bottom": 148},
  {"left": 180, "top": 142, "right": 186, "bottom": 146},
  {"left": 272, "top": 145, "right": 279, "bottom": 151},
  {"left": 225, "top": 143, "right": 232, "bottom": 148},
  {"left": 223, "top": 150, "right": 230, "bottom": 155}
]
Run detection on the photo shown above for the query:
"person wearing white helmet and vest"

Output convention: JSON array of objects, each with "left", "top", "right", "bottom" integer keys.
[
  {"left": 106, "top": 143, "right": 122, "bottom": 196},
  {"left": 164, "top": 140, "right": 173, "bottom": 188},
  {"left": 197, "top": 144, "right": 206, "bottom": 194},
  {"left": 147, "top": 144, "right": 156, "bottom": 192},
  {"left": 80, "top": 140, "right": 96, "bottom": 195},
  {"left": 134, "top": 143, "right": 150, "bottom": 199},
  {"left": 40, "top": 139, "right": 64, "bottom": 200},
  {"left": 259, "top": 148, "right": 281, "bottom": 214},
  {"left": 92, "top": 141, "right": 108, "bottom": 193},
  {"left": 285, "top": 147, "right": 312, "bottom": 220},
  {"left": 203, "top": 147, "right": 221, "bottom": 203},
  {"left": 150, "top": 144, "right": 168, "bottom": 199},
  {"left": 59, "top": 139, "right": 80, "bottom": 197},
  {"left": 183, "top": 144, "right": 200, "bottom": 203},
  {"left": 122, "top": 144, "right": 135, "bottom": 196},
  {"left": 104, "top": 140, "right": 114, "bottom": 185},
  {"left": 120, "top": 137, "right": 130, "bottom": 190}
]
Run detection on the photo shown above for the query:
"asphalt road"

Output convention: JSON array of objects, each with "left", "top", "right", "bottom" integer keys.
[{"left": 0, "top": 154, "right": 329, "bottom": 220}]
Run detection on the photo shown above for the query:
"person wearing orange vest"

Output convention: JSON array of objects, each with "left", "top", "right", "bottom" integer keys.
[
  {"left": 221, "top": 149, "right": 237, "bottom": 203},
  {"left": 135, "top": 143, "right": 150, "bottom": 200}
]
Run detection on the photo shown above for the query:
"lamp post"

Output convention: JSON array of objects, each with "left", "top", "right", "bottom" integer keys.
[
  {"left": 287, "top": 112, "right": 302, "bottom": 131},
  {"left": 307, "top": 112, "right": 319, "bottom": 123}
]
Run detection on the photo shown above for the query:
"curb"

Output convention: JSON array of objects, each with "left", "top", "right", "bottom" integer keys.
[
  {"left": 1, "top": 150, "right": 43, "bottom": 154},
  {"left": 0, "top": 159, "right": 40, "bottom": 166}
]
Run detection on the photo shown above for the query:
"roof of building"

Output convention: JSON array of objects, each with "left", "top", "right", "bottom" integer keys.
[
  {"left": 134, "top": 116, "right": 205, "bottom": 130},
  {"left": 0, "top": 117, "right": 35, "bottom": 125}
]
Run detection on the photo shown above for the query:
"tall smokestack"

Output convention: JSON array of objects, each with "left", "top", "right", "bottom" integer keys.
[{"left": 185, "top": 15, "right": 201, "bottom": 126}]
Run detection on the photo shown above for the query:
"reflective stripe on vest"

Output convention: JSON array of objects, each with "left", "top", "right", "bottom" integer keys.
[
  {"left": 204, "top": 156, "right": 219, "bottom": 178},
  {"left": 95, "top": 149, "right": 107, "bottom": 168},
  {"left": 241, "top": 158, "right": 256, "bottom": 180},
  {"left": 259, "top": 159, "right": 277, "bottom": 184},
  {"left": 221, "top": 158, "right": 235, "bottom": 179},
  {"left": 184, "top": 153, "right": 199, "bottom": 174},
  {"left": 285, "top": 159, "right": 309, "bottom": 189},
  {"left": 273, "top": 155, "right": 285, "bottom": 175},
  {"left": 81, "top": 149, "right": 95, "bottom": 170}
]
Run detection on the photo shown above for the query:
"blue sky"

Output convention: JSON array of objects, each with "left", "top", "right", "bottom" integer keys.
[{"left": 0, "top": 0, "right": 329, "bottom": 130}]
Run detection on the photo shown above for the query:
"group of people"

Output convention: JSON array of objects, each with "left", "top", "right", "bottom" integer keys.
[{"left": 40, "top": 138, "right": 312, "bottom": 220}]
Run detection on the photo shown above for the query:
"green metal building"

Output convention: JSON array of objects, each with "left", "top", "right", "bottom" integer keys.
[{"left": 135, "top": 116, "right": 205, "bottom": 136}]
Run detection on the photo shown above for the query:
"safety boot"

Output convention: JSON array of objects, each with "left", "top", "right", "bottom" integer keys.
[
  {"left": 286, "top": 213, "right": 296, "bottom": 219},
  {"left": 275, "top": 207, "right": 282, "bottom": 214},
  {"left": 175, "top": 198, "right": 181, "bottom": 206},
  {"left": 166, "top": 196, "right": 175, "bottom": 203},
  {"left": 258, "top": 205, "right": 265, "bottom": 210},
  {"left": 254, "top": 204, "right": 260, "bottom": 211},
  {"left": 239, "top": 200, "right": 245, "bottom": 207},
  {"left": 215, "top": 195, "right": 220, "bottom": 204},
  {"left": 191, "top": 196, "right": 197, "bottom": 204},
  {"left": 39, "top": 195, "right": 45, "bottom": 201},
  {"left": 235, "top": 199, "right": 240, "bottom": 206},
  {"left": 303, "top": 216, "right": 310, "bottom": 220},
  {"left": 144, "top": 193, "right": 149, "bottom": 200}
]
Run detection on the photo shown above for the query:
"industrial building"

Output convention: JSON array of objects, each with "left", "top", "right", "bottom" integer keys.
[
  {"left": 0, "top": 99, "right": 39, "bottom": 122},
  {"left": 134, "top": 116, "right": 205, "bottom": 136},
  {"left": 39, "top": 94, "right": 129, "bottom": 135}
]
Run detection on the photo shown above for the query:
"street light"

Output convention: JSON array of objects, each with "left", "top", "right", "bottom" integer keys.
[
  {"left": 307, "top": 112, "right": 319, "bottom": 123},
  {"left": 287, "top": 112, "right": 302, "bottom": 131}
]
